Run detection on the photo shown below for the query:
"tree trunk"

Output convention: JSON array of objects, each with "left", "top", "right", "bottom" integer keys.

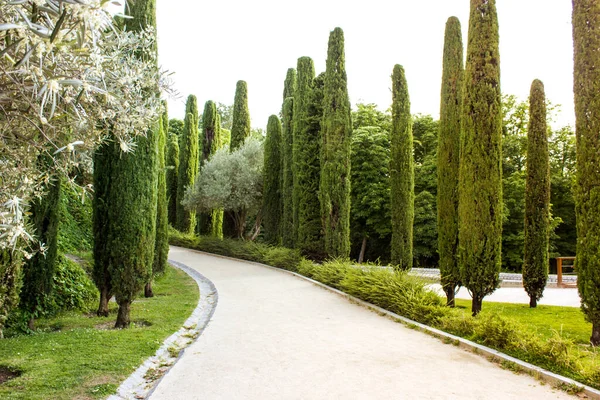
[
  {"left": 591, "top": 322, "right": 600, "bottom": 346},
  {"left": 472, "top": 294, "right": 483, "bottom": 316},
  {"left": 358, "top": 236, "right": 367, "bottom": 264},
  {"left": 529, "top": 296, "right": 537, "bottom": 308},
  {"left": 144, "top": 282, "right": 154, "bottom": 298},
  {"left": 235, "top": 209, "right": 247, "bottom": 239},
  {"left": 444, "top": 287, "right": 455, "bottom": 308},
  {"left": 27, "top": 317, "right": 35, "bottom": 331},
  {"left": 97, "top": 286, "right": 111, "bottom": 317},
  {"left": 249, "top": 209, "right": 263, "bottom": 241},
  {"left": 114, "top": 301, "right": 131, "bottom": 329}
]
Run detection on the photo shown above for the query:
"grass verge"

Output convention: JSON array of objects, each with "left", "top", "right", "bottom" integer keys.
[
  {"left": 169, "top": 228, "right": 599, "bottom": 390},
  {"left": 0, "top": 265, "right": 199, "bottom": 400}
]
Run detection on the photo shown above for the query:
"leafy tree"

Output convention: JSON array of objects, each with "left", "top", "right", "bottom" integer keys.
[
  {"left": 321, "top": 27, "right": 352, "bottom": 259},
  {"left": 352, "top": 103, "right": 391, "bottom": 132},
  {"left": 169, "top": 118, "right": 184, "bottom": 138},
  {"left": 281, "top": 97, "right": 295, "bottom": 248},
  {"left": 177, "top": 95, "right": 200, "bottom": 233},
  {"left": 198, "top": 101, "right": 222, "bottom": 235},
  {"left": 523, "top": 79, "right": 550, "bottom": 308},
  {"left": 413, "top": 190, "right": 438, "bottom": 266},
  {"left": 459, "top": 0, "right": 502, "bottom": 316},
  {"left": 216, "top": 103, "right": 233, "bottom": 131},
  {"left": 0, "top": 250, "right": 21, "bottom": 338},
  {"left": 350, "top": 127, "right": 391, "bottom": 263},
  {"left": 573, "top": 0, "right": 600, "bottom": 345},
  {"left": 263, "top": 116, "right": 284, "bottom": 244},
  {"left": 183, "top": 139, "right": 264, "bottom": 239},
  {"left": 20, "top": 177, "right": 61, "bottom": 329},
  {"left": 166, "top": 132, "right": 180, "bottom": 226},
  {"left": 293, "top": 58, "right": 324, "bottom": 258},
  {"left": 390, "top": 64, "right": 414, "bottom": 271}
]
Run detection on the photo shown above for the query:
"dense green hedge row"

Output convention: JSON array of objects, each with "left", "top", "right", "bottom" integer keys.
[{"left": 168, "top": 229, "right": 600, "bottom": 389}]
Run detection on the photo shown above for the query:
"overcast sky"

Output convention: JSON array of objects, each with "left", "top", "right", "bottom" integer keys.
[{"left": 156, "top": 0, "right": 574, "bottom": 130}]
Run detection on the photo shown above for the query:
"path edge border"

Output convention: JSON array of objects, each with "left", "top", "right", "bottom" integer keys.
[
  {"left": 175, "top": 246, "right": 600, "bottom": 400},
  {"left": 108, "top": 260, "right": 218, "bottom": 400}
]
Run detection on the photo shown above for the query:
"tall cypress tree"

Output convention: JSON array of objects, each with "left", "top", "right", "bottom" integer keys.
[
  {"left": 573, "top": 0, "right": 600, "bottom": 345},
  {"left": 523, "top": 79, "right": 550, "bottom": 309},
  {"left": 198, "top": 100, "right": 221, "bottom": 235},
  {"left": 211, "top": 114, "right": 224, "bottom": 239},
  {"left": 281, "top": 97, "right": 295, "bottom": 247},
  {"left": 437, "top": 16, "right": 464, "bottom": 306},
  {"left": 320, "top": 27, "right": 352, "bottom": 259},
  {"left": 0, "top": 250, "right": 21, "bottom": 338},
  {"left": 263, "top": 115, "right": 283, "bottom": 244},
  {"left": 293, "top": 57, "right": 324, "bottom": 257},
  {"left": 390, "top": 64, "right": 414, "bottom": 271},
  {"left": 20, "top": 176, "right": 61, "bottom": 329},
  {"left": 176, "top": 95, "right": 199, "bottom": 233},
  {"left": 459, "top": 0, "right": 502, "bottom": 316},
  {"left": 166, "top": 131, "right": 179, "bottom": 226},
  {"left": 147, "top": 113, "right": 169, "bottom": 297},
  {"left": 224, "top": 81, "right": 250, "bottom": 237},
  {"left": 283, "top": 68, "right": 297, "bottom": 101}
]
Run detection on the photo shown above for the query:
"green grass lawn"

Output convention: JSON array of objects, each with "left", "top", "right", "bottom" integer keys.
[
  {"left": 0, "top": 265, "right": 199, "bottom": 400},
  {"left": 454, "top": 298, "right": 592, "bottom": 344}
]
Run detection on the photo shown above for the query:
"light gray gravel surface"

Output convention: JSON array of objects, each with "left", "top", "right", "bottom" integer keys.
[{"left": 150, "top": 246, "right": 574, "bottom": 400}]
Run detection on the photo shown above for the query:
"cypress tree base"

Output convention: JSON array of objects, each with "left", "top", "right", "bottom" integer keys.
[
  {"left": 529, "top": 297, "right": 537, "bottom": 308},
  {"left": 115, "top": 301, "right": 131, "bottom": 329},
  {"left": 27, "top": 318, "right": 35, "bottom": 331},
  {"left": 97, "top": 287, "right": 111, "bottom": 317},
  {"left": 472, "top": 295, "right": 483, "bottom": 316},
  {"left": 591, "top": 322, "right": 600, "bottom": 346},
  {"left": 144, "top": 282, "right": 154, "bottom": 298},
  {"left": 444, "top": 288, "right": 455, "bottom": 308}
]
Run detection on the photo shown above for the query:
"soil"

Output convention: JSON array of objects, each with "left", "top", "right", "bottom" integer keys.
[{"left": 0, "top": 367, "right": 22, "bottom": 384}]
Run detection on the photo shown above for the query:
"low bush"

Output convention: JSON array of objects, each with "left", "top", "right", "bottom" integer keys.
[{"left": 168, "top": 230, "right": 600, "bottom": 389}]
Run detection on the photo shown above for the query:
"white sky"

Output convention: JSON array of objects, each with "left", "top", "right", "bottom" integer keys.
[{"left": 156, "top": 0, "right": 574, "bottom": 130}]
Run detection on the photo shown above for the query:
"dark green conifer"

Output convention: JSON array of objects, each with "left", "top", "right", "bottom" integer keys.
[
  {"left": 92, "top": 0, "right": 159, "bottom": 328},
  {"left": 283, "top": 68, "right": 297, "bottom": 100},
  {"left": 20, "top": 177, "right": 61, "bottom": 328},
  {"left": 176, "top": 95, "right": 199, "bottom": 233},
  {"left": 390, "top": 64, "right": 414, "bottom": 270},
  {"left": 281, "top": 97, "right": 295, "bottom": 247},
  {"left": 0, "top": 250, "right": 21, "bottom": 338},
  {"left": 523, "top": 79, "right": 550, "bottom": 309},
  {"left": 320, "top": 27, "right": 352, "bottom": 259},
  {"left": 263, "top": 115, "right": 283, "bottom": 244},
  {"left": 573, "top": 0, "right": 600, "bottom": 345},
  {"left": 224, "top": 81, "right": 251, "bottom": 237},
  {"left": 459, "top": 0, "right": 502, "bottom": 316},
  {"left": 166, "top": 132, "right": 179, "bottom": 226},
  {"left": 437, "top": 16, "right": 464, "bottom": 306},
  {"left": 293, "top": 57, "right": 324, "bottom": 257},
  {"left": 198, "top": 100, "right": 221, "bottom": 235}
]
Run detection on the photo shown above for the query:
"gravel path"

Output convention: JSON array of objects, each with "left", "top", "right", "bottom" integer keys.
[{"left": 150, "top": 246, "right": 573, "bottom": 400}]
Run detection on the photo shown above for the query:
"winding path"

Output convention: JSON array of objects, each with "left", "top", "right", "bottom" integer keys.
[{"left": 150, "top": 246, "right": 572, "bottom": 399}]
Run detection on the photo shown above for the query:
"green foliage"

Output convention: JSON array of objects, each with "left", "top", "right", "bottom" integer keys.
[
  {"left": 413, "top": 191, "right": 438, "bottom": 266},
  {"left": 166, "top": 132, "right": 180, "bottom": 227},
  {"left": 0, "top": 250, "right": 22, "bottom": 337},
  {"left": 153, "top": 115, "right": 169, "bottom": 278},
  {"left": 57, "top": 184, "right": 93, "bottom": 254},
  {"left": 350, "top": 127, "right": 391, "bottom": 260},
  {"left": 263, "top": 247, "right": 302, "bottom": 271},
  {"left": 390, "top": 64, "right": 414, "bottom": 270},
  {"left": 198, "top": 100, "right": 222, "bottom": 236},
  {"left": 320, "top": 27, "right": 352, "bottom": 259},
  {"left": 523, "top": 80, "right": 550, "bottom": 308},
  {"left": 216, "top": 102, "right": 233, "bottom": 131},
  {"left": 177, "top": 95, "right": 200, "bottom": 233},
  {"left": 281, "top": 97, "right": 295, "bottom": 248},
  {"left": 50, "top": 256, "right": 98, "bottom": 314},
  {"left": 20, "top": 177, "right": 61, "bottom": 322},
  {"left": 283, "top": 68, "right": 297, "bottom": 101},
  {"left": 459, "top": 0, "right": 502, "bottom": 315},
  {"left": 437, "top": 16, "right": 463, "bottom": 304},
  {"left": 168, "top": 118, "right": 184, "bottom": 138},
  {"left": 263, "top": 115, "right": 283, "bottom": 244},
  {"left": 230, "top": 80, "right": 251, "bottom": 152},
  {"left": 293, "top": 58, "right": 324, "bottom": 258},
  {"left": 183, "top": 139, "right": 264, "bottom": 239},
  {"left": 573, "top": 0, "right": 600, "bottom": 345},
  {"left": 352, "top": 103, "right": 391, "bottom": 132}
]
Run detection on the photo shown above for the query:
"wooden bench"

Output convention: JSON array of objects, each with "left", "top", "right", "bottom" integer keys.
[{"left": 556, "top": 256, "right": 576, "bottom": 288}]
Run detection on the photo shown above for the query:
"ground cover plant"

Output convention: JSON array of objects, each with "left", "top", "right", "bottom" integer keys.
[
  {"left": 0, "top": 265, "right": 198, "bottom": 400},
  {"left": 169, "top": 230, "right": 600, "bottom": 389}
]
